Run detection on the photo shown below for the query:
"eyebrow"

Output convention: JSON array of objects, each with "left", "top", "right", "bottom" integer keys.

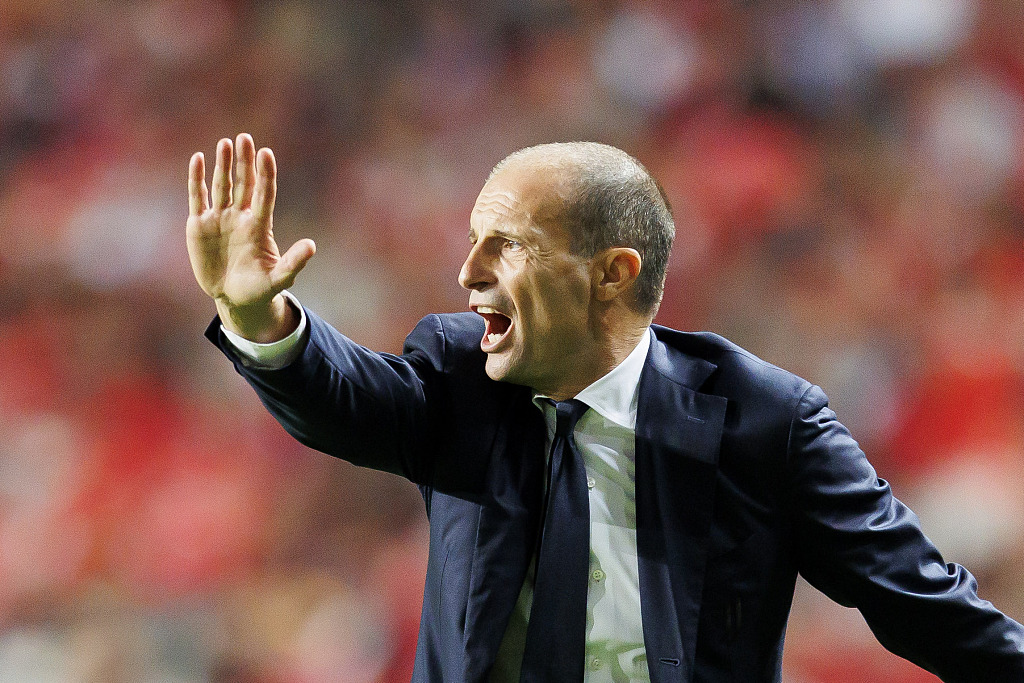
[{"left": 468, "top": 227, "right": 531, "bottom": 244}]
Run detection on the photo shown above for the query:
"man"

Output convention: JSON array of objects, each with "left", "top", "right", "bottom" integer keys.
[{"left": 187, "top": 134, "right": 1024, "bottom": 682}]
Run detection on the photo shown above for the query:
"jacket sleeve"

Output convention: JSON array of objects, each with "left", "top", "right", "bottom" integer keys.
[
  {"left": 788, "top": 384, "right": 1024, "bottom": 681},
  {"left": 206, "top": 308, "right": 447, "bottom": 486}
]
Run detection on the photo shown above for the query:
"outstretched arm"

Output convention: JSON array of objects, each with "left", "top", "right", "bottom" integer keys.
[
  {"left": 186, "top": 134, "right": 316, "bottom": 342},
  {"left": 790, "top": 384, "right": 1024, "bottom": 681}
]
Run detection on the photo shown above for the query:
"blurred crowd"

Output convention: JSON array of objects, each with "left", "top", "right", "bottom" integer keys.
[{"left": 1, "top": 0, "right": 1023, "bottom": 680}]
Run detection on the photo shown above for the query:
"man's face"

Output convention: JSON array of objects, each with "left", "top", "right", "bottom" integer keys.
[{"left": 459, "top": 163, "right": 594, "bottom": 391}]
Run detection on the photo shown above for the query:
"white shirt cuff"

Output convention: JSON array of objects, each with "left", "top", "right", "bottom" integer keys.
[{"left": 220, "top": 291, "right": 308, "bottom": 369}]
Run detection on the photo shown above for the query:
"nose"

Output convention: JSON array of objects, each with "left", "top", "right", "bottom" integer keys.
[{"left": 458, "top": 241, "right": 495, "bottom": 291}]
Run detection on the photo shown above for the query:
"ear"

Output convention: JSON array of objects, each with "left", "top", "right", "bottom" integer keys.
[{"left": 592, "top": 247, "right": 642, "bottom": 303}]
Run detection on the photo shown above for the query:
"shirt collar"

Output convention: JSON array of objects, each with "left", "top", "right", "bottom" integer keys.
[{"left": 532, "top": 329, "right": 652, "bottom": 430}]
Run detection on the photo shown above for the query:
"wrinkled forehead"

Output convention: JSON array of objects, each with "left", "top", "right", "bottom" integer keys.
[{"left": 471, "top": 159, "right": 572, "bottom": 235}]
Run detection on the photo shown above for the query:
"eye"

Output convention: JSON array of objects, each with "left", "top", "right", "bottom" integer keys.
[{"left": 503, "top": 238, "right": 522, "bottom": 251}]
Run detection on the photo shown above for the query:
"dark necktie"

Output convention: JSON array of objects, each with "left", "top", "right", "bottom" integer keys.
[{"left": 520, "top": 399, "right": 590, "bottom": 682}]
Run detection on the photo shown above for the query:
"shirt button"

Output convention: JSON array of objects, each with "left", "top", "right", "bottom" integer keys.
[
  {"left": 590, "top": 656, "right": 603, "bottom": 670},
  {"left": 586, "top": 476, "right": 596, "bottom": 489},
  {"left": 591, "top": 569, "right": 606, "bottom": 582}
]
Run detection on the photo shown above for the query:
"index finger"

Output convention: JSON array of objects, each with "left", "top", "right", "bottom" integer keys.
[{"left": 188, "top": 152, "right": 209, "bottom": 216}]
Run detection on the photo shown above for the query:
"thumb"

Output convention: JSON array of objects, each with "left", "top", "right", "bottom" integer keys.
[{"left": 270, "top": 238, "right": 317, "bottom": 291}]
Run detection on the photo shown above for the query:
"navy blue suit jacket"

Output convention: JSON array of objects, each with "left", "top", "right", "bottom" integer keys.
[{"left": 207, "top": 310, "right": 1024, "bottom": 682}]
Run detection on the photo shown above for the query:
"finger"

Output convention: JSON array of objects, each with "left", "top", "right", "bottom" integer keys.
[
  {"left": 270, "top": 238, "right": 316, "bottom": 292},
  {"left": 211, "top": 137, "right": 233, "bottom": 210},
  {"left": 233, "top": 133, "right": 256, "bottom": 209},
  {"left": 252, "top": 147, "right": 277, "bottom": 225},
  {"left": 188, "top": 152, "right": 209, "bottom": 216}
]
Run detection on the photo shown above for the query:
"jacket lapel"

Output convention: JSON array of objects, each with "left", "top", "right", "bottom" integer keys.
[
  {"left": 636, "top": 333, "right": 727, "bottom": 683},
  {"left": 462, "top": 390, "right": 546, "bottom": 681}
]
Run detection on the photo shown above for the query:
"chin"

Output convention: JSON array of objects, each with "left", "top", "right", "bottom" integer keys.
[
  {"left": 484, "top": 355, "right": 509, "bottom": 382},
  {"left": 484, "top": 352, "right": 524, "bottom": 385}
]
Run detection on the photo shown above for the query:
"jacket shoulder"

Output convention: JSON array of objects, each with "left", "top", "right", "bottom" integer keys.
[
  {"left": 651, "top": 325, "right": 812, "bottom": 403},
  {"left": 402, "top": 312, "right": 484, "bottom": 374}
]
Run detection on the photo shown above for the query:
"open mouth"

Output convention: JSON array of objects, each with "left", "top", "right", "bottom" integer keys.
[{"left": 474, "top": 306, "right": 512, "bottom": 351}]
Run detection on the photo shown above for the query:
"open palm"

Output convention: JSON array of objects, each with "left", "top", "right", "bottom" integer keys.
[{"left": 186, "top": 134, "right": 314, "bottom": 338}]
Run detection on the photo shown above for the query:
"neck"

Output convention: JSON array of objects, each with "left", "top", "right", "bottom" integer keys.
[{"left": 542, "top": 321, "right": 649, "bottom": 402}]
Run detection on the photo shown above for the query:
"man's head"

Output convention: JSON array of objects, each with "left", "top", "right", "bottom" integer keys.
[{"left": 458, "top": 142, "right": 675, "bottom": 398}]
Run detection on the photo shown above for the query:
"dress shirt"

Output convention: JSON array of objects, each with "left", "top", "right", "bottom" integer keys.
[
  {"left": 223, "top": 300, "right": 651, "bottom": 681},
  {"left": 492, "top": 329, "right": 651, "bottom": 683}
]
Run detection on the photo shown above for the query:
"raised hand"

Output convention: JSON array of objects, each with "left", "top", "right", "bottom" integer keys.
[{"left": 186, "top": 134, "right": 315, "bottom": 341}]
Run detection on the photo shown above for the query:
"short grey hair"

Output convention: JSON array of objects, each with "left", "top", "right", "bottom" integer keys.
[{"left": 489, "top": 142, "right": 674, "bottom": 316}]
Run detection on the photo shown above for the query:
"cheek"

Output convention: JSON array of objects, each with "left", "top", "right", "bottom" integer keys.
[
  {"left": 510, "top": 262, "right": 590, "bottom": 332},
  {"left": 526, "top": 280, "right": 588, "bottom": 332},
  {"left": 551, "top": 268, "right": 591, "bottom": 310}
]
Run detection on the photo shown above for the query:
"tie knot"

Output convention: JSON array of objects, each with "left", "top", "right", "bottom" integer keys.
[{"left": 554, "top": 399, "right": 589, "bottom": 439}]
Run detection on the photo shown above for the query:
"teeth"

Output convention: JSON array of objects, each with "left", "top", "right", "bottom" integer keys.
[
  {"left": 478, "top": 306, "right": 499, "bottom": 315},
  {"left": 487, "top": 333, "right": 502, "bottom": 344}
]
